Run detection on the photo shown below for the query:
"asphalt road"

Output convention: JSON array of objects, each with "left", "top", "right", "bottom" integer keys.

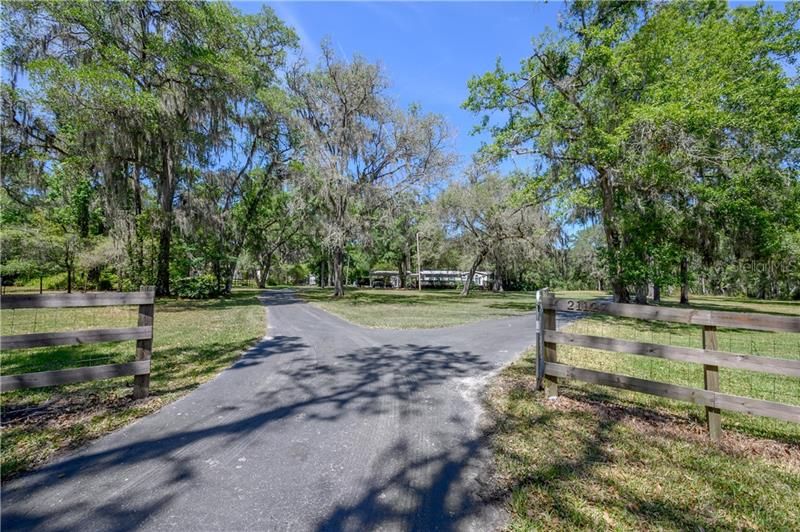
[{"left": 2, "top": 290, "right": 577, "bottom": 531}]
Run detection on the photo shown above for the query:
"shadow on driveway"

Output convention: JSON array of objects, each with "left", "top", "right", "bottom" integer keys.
[{"left": 3, "top": 331, "right": 504, "bottom": 531}]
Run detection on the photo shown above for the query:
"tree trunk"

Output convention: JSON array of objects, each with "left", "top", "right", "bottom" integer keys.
[
  {"left": 213, "top": 260, "right": 222, "bottom": 295},
  {"left": 492, "top": 268, "right": 504, "bottom": 292},
  {"left": 397, "top": 258, "right": 406, "bottom": 289},
  {"left": 156, "top": 225, "right": 171, "bottom": 296},
  {"left": 222, "top": 260, "right": 235, "bottom": 295},
  {"left": 461, "top": 250, "right": 486, "bottom": 297},
  {"left": 257, "top": 253, "right": 273, "bottom": 289},
  {"left": 332, "top": 247, "right": 345, "bottom": 297},
  {"left": 155, "top": 141, "right": 176, "bottom": 296},
  {"left": 67, "top": 266, "right": 73, "bottom": 294},
  {"left": 680, "top": 255, "right": 690, "bottom": 305},
  {"left": 39, "top": 274, "right": 43, "bottom": 294},
  {"left": 653, "top": 283, "right": 661, "bottom": 303},
  {"left": 598, "top": 170, "right": 628, "bottom": 303},
  {"left": 131, "top": 156, "right": 146, "bottom": 286},
  {"left": 634, "top": 283, "right": 648, "bottom": 304},
  {"left": 492, "top": 251, "right": 504, "bottom": 292}
]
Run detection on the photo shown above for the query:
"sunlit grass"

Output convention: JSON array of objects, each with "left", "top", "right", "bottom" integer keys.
[
  {"left": 486, "top": 353, "right": 800, "bottom": 530},
  {"left": 298, "top": 287, "right": 608, "bottom": 328},
  {"left": 486, "top": 292, "right": 800, "bottom": 528},
  {"left": 0, "top": 289, "right": 265, "bottom": 478},
  {"left": 547, "top": 293, "right": 800, "bottom": 439}
]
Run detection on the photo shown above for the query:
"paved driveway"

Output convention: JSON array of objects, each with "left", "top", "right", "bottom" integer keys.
[{"left": 2, "top": 290, "right": 576, "bottom": 531}]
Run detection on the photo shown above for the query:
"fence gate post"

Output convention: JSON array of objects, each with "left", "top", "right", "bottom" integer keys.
[
  {"left": 133, "top": 286, "right": 155, "bottom": 399},
  {"left": 535, "top": 289, "right": 546, "bottom": 390},
  {"left": 703, "top": 325, "right": 721, "bottom": 441},
  {"left": 543, "top": 293, "right": 558, "bottom": 398}
]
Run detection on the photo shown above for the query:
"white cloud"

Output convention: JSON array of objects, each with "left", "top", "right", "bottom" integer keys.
[{"left": 269, "top": 2, "right": 318, "bottom": 61}]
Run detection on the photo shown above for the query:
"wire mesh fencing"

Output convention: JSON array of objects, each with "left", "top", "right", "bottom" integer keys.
[{"left": 558, "top": 315, "right": 800, "bottom": 405}]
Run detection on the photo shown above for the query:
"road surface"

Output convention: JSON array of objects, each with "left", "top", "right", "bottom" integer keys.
[{"left": 2, "top": 290, "right": 576, "bottom": 531}]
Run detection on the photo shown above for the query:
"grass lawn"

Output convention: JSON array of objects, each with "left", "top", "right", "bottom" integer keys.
[
  {"left": 0, "top": 289, "right": 266, "bottom": 479},
  {"left": 553, "top": 293, "right": 800, "bottom": 440},
  {"left": 485, "top": 360, "right": 800, "bottom": 530},
  {"left": 486, "top": 292, "right": 800, "bottom": 529},
  {"left": 297, "top": 287, "right": 606, "bottom": 328}
]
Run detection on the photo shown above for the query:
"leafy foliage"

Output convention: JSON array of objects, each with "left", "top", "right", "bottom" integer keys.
[
  {"left": 465, "top": 0, "right": 800, "bottom": 302},
  {"left": 172, "top": 274, "right": 219, "bottom": 300}
]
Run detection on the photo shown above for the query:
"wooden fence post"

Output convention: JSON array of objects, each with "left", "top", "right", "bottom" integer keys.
[
  {"left": 703, "top": 325, "right": 721, "bottom": 441},
  {"left": 543, "top": 297, "right": 558, "bottom": 398},
  {"left": 133, "top": 286, "right": 155, "bottom": 399}
]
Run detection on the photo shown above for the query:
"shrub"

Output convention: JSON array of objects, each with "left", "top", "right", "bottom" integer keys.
[
  {"left": 173, "top": 274, "right": 219, "bottom": 299},
  {"left": 41, "top": 272, "right": 69, "bottom": 290},
  {"left": 97, "top": 271, "right": 116, "bottom": 291},
  {"left": 286, "top": 264, "right": 310, "bottom": 285}
]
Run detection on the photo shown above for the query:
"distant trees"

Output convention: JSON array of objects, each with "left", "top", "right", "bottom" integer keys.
[
  {"left": 241, "top": 186, "right": 308, "bottom": 289},
  {"left": 288, "top": 44, "right": 452, "bottom": 296},
  {"left": 3, "top": 10, "right": 454, "bottom": 298},
  {"left": 0, "top": 220, "right": 61, "bottom": 294},
  {"left": 367, "top": 192, "right": 427, "bottom": 289},
  {"left": 466, "top": 0, "right": 800, "bottom": 303},
  {"left": 3, "top": 0, "right": 797, "bottom": 302},
  {"left": 438, "top": 167, "right": 549, "bottom": 296},
  {"left": 2, "top": 0, "right": 297, "bottom": 294}
]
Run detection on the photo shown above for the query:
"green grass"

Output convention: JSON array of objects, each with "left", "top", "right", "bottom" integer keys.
[
  {"left": 486, "top": 292, "right": 800, "bottom": 529},
  {"left": 297, "top": 287, "right": 607, "bottom": 328},
  {"left": 553, "top": 293, "right": 800, "bottom": 441},
  {"left": 0, "top": 289, "right": 266, "bottom": 478},
  {"left": 486, "top": 354, "right": 800, "bottom": 530},
  {"left": 654, "top": 292, "right": 800, "bottom": 316}
]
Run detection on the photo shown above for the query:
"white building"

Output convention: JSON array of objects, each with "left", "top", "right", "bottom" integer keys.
[{"left": 411, "top": 270, "right": 492, "bottom": 289}]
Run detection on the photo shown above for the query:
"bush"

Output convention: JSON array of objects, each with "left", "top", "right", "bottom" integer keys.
[
  {"left": 41, "top": 272, "right": 68, "bottom": 290},
  {"left": 286, "top": 263, "right": 310, "bottom": 285},
  {"left": 173, "top": 274, "right": 219, "bottom": 299},
  {"left": 97, "top": 271, "right": 116, "bottom": 291}
]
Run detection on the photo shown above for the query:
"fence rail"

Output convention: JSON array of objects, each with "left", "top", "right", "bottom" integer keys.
[
  {"left": 1, "top": 287, "right": 155, "bottom": 398},
  {"left": 543, "top": 297, "right": 800, "bottom": 333},
  {"left": 536, "top": 292, "right": 800, "bottom": 440},
  {"left": 1, "top": 291, "right": 155, "bottom": 309}
]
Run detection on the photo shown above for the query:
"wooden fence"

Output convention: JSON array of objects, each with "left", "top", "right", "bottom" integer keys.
[
  {"left": 535, "top": 292, "right": 800, "bottom": 440},
  {"left": 1, "top": 287, "right": 155, "bottom": 399}
]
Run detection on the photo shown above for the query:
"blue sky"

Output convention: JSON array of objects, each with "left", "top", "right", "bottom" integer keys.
[{"left": 233, "top": 1, "right": 565, "bottom": 175}]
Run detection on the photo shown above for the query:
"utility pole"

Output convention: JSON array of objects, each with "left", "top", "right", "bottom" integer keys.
[{"left": 416, "top": 231, "right": 422, "bottom": 291}]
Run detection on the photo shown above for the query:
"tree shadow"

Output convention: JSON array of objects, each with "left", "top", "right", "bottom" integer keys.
[
  {"left": 1, "top": 340, "right": 503, "bottom": 531},
  {"left": 315, "top": 434, "right": 502, "bottom": 532},
  {"left": 490, "top": 382, "right": 800, "bottom": 529},
  {"left": 155, "top": 292, "right": 267, "bottom": 313},
  {"left": 487, "top": 301, "right": 536, "bottom": 312}
]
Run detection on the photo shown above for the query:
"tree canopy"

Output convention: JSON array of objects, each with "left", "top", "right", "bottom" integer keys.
[
  {"left": 2, "top": 0, "right": 798, "bottom": 302},
  {"left": 465, "top": 0, "right": 800, "bottom": 302}
]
